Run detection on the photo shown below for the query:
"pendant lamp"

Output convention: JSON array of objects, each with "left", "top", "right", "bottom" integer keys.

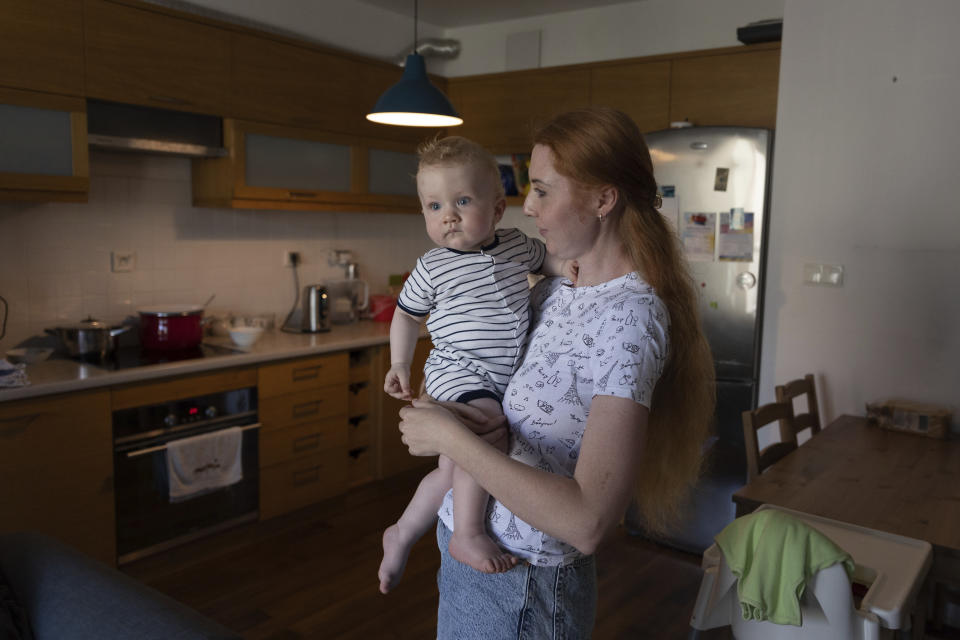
[{"left": 366, "top": 0, "right": 462, "bottom": 127}]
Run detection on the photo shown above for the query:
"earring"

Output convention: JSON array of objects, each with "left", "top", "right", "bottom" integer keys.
[{"left": 597, "top": 213, "right": 605, "bottom": 222}]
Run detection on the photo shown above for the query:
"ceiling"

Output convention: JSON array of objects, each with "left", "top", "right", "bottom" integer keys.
[{"left": 354, "top": 0, "right": 634, "bottom": 28}]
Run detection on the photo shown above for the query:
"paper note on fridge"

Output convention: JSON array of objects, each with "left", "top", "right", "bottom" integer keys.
[
  {"left": 718, "top": 209, "right": 754, "bottom": 262},
  {"left": 658, "top": 192, "right": 679, "bottom": 233},
  {"left": 682, "top": 212, "right": 716, "bottom": 262}
]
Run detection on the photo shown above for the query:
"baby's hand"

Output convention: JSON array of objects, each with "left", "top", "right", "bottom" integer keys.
[{"left": 384, "top": 363, "right": 413, "bottom": 400}]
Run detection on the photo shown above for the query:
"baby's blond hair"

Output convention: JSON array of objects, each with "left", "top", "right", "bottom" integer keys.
[{"left": 417, "top": 136, "right": 505, "bottom": 200}]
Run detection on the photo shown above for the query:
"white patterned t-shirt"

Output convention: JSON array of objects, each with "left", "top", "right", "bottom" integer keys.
[{"left": 437, "top": 272, "right": 670, "bottom": 566}]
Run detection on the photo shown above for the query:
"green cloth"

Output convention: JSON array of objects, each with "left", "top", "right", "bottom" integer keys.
[{"left": 714, "top": 509, "right": 855, "bottom": 626}]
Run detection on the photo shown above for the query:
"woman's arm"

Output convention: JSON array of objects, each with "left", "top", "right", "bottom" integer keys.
[{"left": 398, "top": 395, "right": 648, "bottom": 554}]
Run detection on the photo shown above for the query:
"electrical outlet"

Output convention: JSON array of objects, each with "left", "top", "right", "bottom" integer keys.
[
  {"left": 283, "top": 251, "right": 301, "bottom": 267},
  {"left": 111, "top": 250, "right": 136, "bottom": 273},
  {"left": 803, "top": 263, "right": 844, "bottom": 286}
]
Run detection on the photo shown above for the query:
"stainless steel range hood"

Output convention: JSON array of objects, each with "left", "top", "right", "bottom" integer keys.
[{"left": 87, "top": 99, "right": 227, "bottom": 158}]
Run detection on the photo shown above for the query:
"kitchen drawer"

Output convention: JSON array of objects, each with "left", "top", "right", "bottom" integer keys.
[
  {"left": 260, "top": 453, "right": 347, "bottom": 520},
  {"left": 347, "top": 382, "right": 370, "bottom": 417},
  {"left": 258, "top": 352, "right": 349, "bottom": 398},
  {"left": 346, "top": 445, "right": 374, "bottom": 488},
  {"left": 260, "top": 416, "right": 348, "bottom": 467},
  {"left": 259, "top": 385, "right": 348, "bottom": 430},
  {"left": 347, "top": 415, "right": 371, "bottom": 449},
  {"left": 0, "top": 390, "right": 111, "bottom": 463}
]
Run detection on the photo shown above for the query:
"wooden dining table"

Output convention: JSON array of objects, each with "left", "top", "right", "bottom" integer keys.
[{"left": 732, "top": 413, "right": 960, "bottom": 613}]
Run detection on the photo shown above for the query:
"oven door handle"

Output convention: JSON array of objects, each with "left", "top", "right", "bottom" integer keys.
[{"left": 125, "top": 423, "right": 261, "bottom": 458}]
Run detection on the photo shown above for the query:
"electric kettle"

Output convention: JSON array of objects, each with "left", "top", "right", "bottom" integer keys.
[{"left": 301, "top": 284, "right": 330, "bottom": 333}]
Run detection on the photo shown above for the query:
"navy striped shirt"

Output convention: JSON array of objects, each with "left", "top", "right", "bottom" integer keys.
[{"left": 398, "top": 228, "right": 546, "bottom": 400}]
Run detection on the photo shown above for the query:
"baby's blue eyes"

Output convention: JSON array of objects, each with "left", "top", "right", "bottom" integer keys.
[{"left": 426, "top": 198, "right": 471, "bottom": 210}]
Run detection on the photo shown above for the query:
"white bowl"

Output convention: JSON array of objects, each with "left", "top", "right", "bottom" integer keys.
[
  {"left": 5, "top": 347, "right": 54, "bottom": 364},
  {"left": 228, "top": 326, "right": 263, "bottom": 348}
]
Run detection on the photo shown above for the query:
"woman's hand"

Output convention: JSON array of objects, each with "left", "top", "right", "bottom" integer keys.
[
  {"left": 398, "top": 399, "right": 467, "bottom": 456},
  {"left": 398, "top": 398, "right": 509, "bottom": 456},
  {"left": 432, "top": 401, "right": 509, "bottom": 451}
]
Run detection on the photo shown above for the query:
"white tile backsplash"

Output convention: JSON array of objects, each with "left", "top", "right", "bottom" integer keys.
[{"left": 0, "top": 150, "right": 433, "bottom": 351}]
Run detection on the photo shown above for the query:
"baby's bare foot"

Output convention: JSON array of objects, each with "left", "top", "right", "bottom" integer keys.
[
  {"left": 378, "top": 524, "right": 413, "bottom": 594},
  {"left": 449, "top": 530, "right": 518, "bottom": 574}
]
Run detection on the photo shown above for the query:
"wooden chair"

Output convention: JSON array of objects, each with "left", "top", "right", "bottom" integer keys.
[
  {"left": 775, "top": 374, "right": 822, "bottom": 440},
  {"left": 742, "top": 401, "right": 798, "bottom": 482}
]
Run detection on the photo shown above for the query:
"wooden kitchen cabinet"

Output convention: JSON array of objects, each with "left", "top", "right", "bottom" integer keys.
[
  {"left": 229, "top": 32, "right": 438, "bottom": 145},
  {"left": 0, "top": 88, "right": 89, "bottom": 202},
  {"left": 83, "top": 0, "right": 231, "bottom": 115},
  {"left": 377, "top": 338, "right": 434, "bottom": 479},
  {"left": 590, "top": 60, "right": 671, "bottom": 133},
  {"left": 0, "top": 0, "right": 84, "bottom": 96},
  {"left": 346, "top": 349, "right": 376, "bottom": 487},
  {"left": 447, "top": 68, "right": 592, "bottom": 154},
  {"left": 258, "top": 352, "right": 351, "bottom": 519},
  {"left": 192, "top": 119, "right": 421, "bottom": 213},
  {"left": 669, "top": 44, "right": 780, "bottom": 129},
  {"left": 0, "top": 390, "right": 114, "bottom": 564}
]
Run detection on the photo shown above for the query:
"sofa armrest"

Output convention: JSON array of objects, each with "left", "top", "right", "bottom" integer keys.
[{"left": 0, "top": 533, "right": 239, "bottom": 640}]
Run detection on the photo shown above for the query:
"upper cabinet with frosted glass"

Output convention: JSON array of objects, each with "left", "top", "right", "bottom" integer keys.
[
  {"left": 0, "top": 2, "right": 88, "bottom": 202},
  {"left": 191, "top": 120, "right": 422, "bottom": 213}
]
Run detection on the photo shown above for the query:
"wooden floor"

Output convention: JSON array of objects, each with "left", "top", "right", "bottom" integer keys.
[{"left": 123, "top": 465, "right": 711, "bottom": 639}]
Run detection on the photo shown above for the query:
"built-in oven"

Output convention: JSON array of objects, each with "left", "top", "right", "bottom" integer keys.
[{"left": 113, "top": 385, "right": 259, "bottom": 564}]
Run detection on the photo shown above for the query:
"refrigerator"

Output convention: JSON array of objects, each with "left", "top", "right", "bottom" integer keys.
[{"left": 628, "top": 126, "right": 773, "bottom": 554}]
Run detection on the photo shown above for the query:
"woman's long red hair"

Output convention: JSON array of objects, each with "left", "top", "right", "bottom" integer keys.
[{"left": 533, "top": 108, "right": 716, "bottom": 534}]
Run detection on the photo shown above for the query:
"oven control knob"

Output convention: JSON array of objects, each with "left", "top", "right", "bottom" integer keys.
[
  {"left": 205, "top": 406, "right": 217, "bottom": 419},
  {"left": 164, "top": 413, "right": 177, "bottom": 427}
]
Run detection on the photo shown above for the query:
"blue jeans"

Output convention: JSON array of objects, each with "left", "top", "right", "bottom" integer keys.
[{"left": 436, "top": 520, "right": 597, "bottom": 640}]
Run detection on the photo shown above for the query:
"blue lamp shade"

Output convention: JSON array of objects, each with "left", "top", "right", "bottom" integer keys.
[{"left": 366, "top": 54, "right": 463, "bottom": 127}]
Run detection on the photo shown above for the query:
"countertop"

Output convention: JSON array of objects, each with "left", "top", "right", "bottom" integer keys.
[{"left": 0, "top": 321, "right": 407, "bottom": 403}]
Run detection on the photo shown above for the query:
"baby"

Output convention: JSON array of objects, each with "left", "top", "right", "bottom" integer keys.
[{"left": 379, "top": 136, "right": 564, "bottom": 594}]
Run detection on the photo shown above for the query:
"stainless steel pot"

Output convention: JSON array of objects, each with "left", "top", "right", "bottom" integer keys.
[{"left": 45, "top": 317, "right": 130, "bottom": 360}]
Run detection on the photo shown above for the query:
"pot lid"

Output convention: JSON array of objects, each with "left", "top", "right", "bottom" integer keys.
[
  {"left": 138, "top": 305, "right": 204, "bottom": 317},
  {"left": 53, "top": 317, "right": 118, "bottom": 331}
]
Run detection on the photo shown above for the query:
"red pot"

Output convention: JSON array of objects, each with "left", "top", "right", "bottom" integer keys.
[{"left": 138, "top": 305, "right": 205, "bottom": 350}]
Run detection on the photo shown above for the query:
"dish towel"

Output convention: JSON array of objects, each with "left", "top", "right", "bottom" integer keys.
[
  {"left": 166, "top": 427, "right": 243, "bottom": 503},
  {"left": 0, "top": 360, "right": 28, "bottom": 388},
  {"left": 715, "top": 509, "right": 855, "bottom": 626}
]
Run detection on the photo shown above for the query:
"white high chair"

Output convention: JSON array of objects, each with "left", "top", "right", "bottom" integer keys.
[{"left": 689, "top": 505, "right": 932, "bottom": 640}]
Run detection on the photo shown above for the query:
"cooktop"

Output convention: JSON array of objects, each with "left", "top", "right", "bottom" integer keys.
[{"left": 79, "top": 343, "right": 246, "bottom": 371}]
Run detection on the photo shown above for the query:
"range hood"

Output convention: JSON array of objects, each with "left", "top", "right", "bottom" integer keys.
[{"left": 87, "top": 99, "right": 227, "bottom": 158}]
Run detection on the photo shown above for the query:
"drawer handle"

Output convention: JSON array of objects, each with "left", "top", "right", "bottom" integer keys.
[
  {"left": 148, "top": 94, "right": 191, "bottom": 106},
  {"left": 291, "top": 400, "right": 321, "bottom": 417},
  {"left": 348, "top": 382, "right": 368, "bottom": 394},
  {"left": 348, "top": 446, "right": 367, "bottom": 459},
  {"left": 292, "top": 466, "right": 321, "bottom": 486},
  {"left": 292, "top": 365, "right": 321, "bottom": 381},
  {"left": 348, "top": 416, "right": 366, "bottom": 428},
  {"left": 292, "top": 433, "right": 321, "bottom": 452},
  {"left": 288, "top": 191, "right": 318, "bottom": 199},
  {"left": 0, "top": 412, "right": 43, "bottom": 436}
]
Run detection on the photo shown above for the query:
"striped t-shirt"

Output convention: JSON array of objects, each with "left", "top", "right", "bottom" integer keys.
[{"left": 397, "top": 228, "right": 546, "bottom": 402}]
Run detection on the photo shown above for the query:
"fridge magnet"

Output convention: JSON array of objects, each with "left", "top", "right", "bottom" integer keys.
[
  {"left": 713, "top": 167, "right": 730, "bottom": 192},
  {"left": 718, "top": 209, "right": 754, "bottom": 262},
  {"left": 658, "top": 190, "right": 680, "bottom": 234},
  {"left": 659, "top": 185, "right": 676, "bottom": 198},
  {"left": 499, "top": 164, "right": 519, "bottom": 196},
  {"left": 681, "top": 212, "right": 716, "bottom": 262},
  {"left": 512, "top": 154, "right": 531, "bottom": 196}
]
